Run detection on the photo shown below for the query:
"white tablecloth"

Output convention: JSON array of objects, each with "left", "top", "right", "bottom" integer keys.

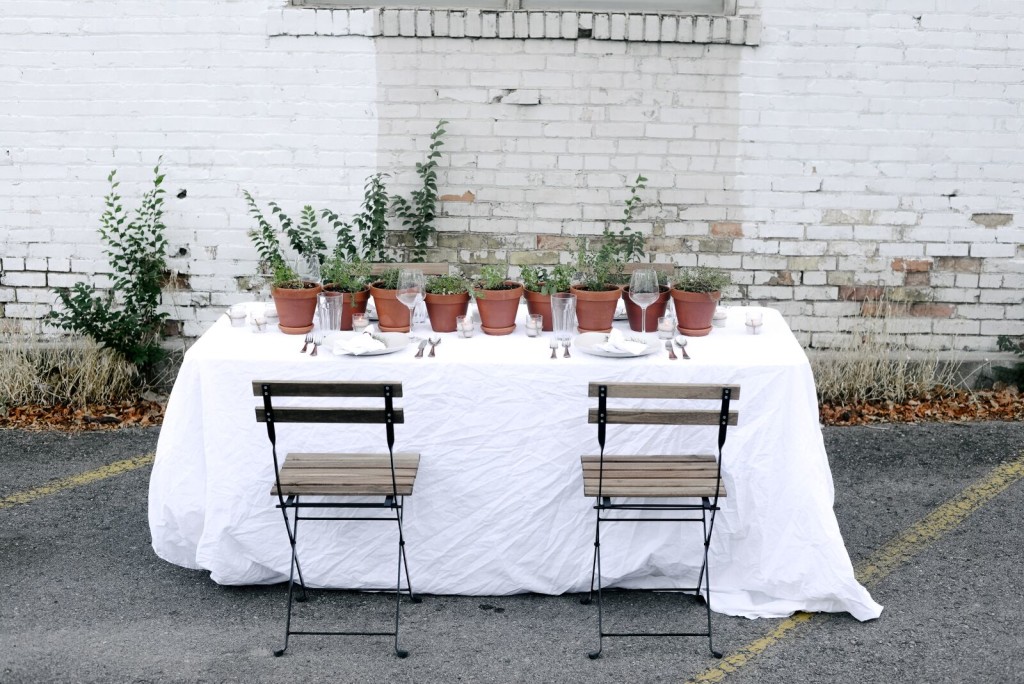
[{"left": 148, "top": 305, "right": 882, "bottom": 621}]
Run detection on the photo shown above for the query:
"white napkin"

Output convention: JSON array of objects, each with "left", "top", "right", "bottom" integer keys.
[
  {"left": 333, "top": 332, "right": 387, "bottom": 355},
  {"left": 597, "top": 329, "right": 647, "bottom": 355}
]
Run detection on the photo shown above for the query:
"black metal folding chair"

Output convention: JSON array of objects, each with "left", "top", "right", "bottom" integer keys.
[
  {"left": 580, "top": 382, "right": 739, "bottom": 659},
  {"left": 253, "top": 380, "right": 420, "bottom": 657}
]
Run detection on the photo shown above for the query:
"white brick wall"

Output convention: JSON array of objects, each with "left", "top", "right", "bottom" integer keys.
[{"left": 1, "top": 0, "right": 1022, "bottom": 350}]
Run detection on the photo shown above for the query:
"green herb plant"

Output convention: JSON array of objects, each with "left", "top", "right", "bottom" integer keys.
[
  {"left": 243, "top": 191, "right": 327, "bottom": 288},
  {"left": 425, "top": 271, "right": 475, "bottom": 297},
  {"left": 673, "top": 266, "right": 732, "bottom": 294},
  {"left": 521, "top": 264, "right": 573, "bottom": 295},
  {"left": 392, "top": 119, "right": 448, "bottom": 262},
  {"left": 322, "top": 173, "right": 393, "bottom": 263},
  {"left": 49, "top": 160, "right": 170, "bottom": 373},
  {"left": 994, "top": 335, "right": 1024, "bottom": 387}
]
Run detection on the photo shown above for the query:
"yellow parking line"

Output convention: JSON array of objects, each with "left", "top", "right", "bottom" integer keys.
[
  {"left": 0, "top": 453, "right": 155, "bottom": 510},
  {"left": 688, "top": 451, "right": 1024, "bottom": 684}
]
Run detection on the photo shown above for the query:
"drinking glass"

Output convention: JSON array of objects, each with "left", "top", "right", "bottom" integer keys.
[
  {"left": 628, "top": 268, "right": 659, "bottom": 334},
  {"left": 396, "top": 269, "right": 425, "bottom": 335},
  {"left": 551, "top": 292, "right": 577, "bottom": 348}
]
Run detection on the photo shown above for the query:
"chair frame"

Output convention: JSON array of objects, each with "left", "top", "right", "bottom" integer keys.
[
  {"left": 581, "top": 382, "right": 739, "bottom": 659},
  {"left": 254, "top": 380, "right": 420, "bottom": 658}
]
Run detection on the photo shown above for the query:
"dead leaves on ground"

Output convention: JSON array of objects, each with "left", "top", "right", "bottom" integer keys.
[
  {"left": 0, "top": 400, "right": 166, "bottom": 432},
  {"left": 1, "top": 386, "right": 1021, "bottom": 431},
  {"left": 819, "top": 385, "right": 1024, "bottom": 426}
]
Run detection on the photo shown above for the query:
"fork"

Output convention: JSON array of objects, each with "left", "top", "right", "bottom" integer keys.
[
  {"left": 562, "top": 339, "right": 571, "bottom": 358},
  {"left": 310, "top": 334, "right": 322, "bottom": 357},
  {"left": 428, "top": 336, "right": 441, "bottom": 358},
  {"left": 300, "top": 332, "right": 313, "bottom": 353},
  {"left": 549, "top": 338, "right": 558, "bottom": 359},
  {"left": 665, "top": 340, "right": 678, "bottom": 360}
]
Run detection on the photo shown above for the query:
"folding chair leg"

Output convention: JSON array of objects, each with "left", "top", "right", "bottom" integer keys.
[
  {"left": 587, "top": 513, "right": 604, "bottom": 660},
  {"left": 275, "top": 507, "right": 306, "bottom": 657},
  {"left": 391, "top": 504, "right": 416, "bottom": 658},
  {"left": 397, "top": 500, "right": 420, "bottom": 604},
  {"left": 581, "top": 515, "right": 600, "bottom": 606},
  {"left": 702, "top": 507, "right": 722, "bottom": 659}
]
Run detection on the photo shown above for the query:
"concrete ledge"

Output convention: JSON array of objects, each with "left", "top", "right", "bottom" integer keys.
[{"left": 272, "top": 8, "right": 761, "bottom": 45}]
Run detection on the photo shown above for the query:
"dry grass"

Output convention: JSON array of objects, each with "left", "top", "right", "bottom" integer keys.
[
  {"left": 811, "top": 296, "right": 962, "bottom": 406},
  {"left": 0, "top": 326, "right": 140, "bottom": 409}
]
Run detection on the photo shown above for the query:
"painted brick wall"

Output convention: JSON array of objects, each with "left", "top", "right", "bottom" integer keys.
[{"left": 1, "top": 0, "right": 1022, "bottom": 350}]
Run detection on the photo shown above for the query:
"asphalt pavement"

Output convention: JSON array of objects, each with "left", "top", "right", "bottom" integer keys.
[{"left": 1, "top": 421, "right": 1023, "bottom": 683}]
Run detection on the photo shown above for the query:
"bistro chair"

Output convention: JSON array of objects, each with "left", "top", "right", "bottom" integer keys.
[
  {"left": 253, "top": 380, "right": 420, "bottom": 658},
  {"left": 580, "top": 382, "right": 739, "bottom": 659}
]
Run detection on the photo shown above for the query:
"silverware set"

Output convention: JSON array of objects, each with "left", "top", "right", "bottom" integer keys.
[
  {"left": 414, "top": 336, "right": 441, "bottom": 358},
  {"left": 300, "top": 332, "right": 323, "bottom": 356},
  {"left": 666, "top": 335, "right": 691, "bottom": 360}
]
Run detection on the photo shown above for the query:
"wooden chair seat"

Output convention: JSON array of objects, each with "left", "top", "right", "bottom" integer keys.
[
  {"left": 273, "top": 452, "right": 420, "bottom": 497},
  {"left": 581, "top": 454, "right": 726, "bottom": 498}
]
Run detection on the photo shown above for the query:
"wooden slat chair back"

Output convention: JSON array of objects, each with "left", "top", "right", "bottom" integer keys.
[
  {"left": 580, "top": 381, "right": 740, "bottom": 660},
  {"left": 252, "top": 380, "right": 419, "bottom": 658},
  {"left": 369, "top": 262, "right": 449, "bottom": 276}
]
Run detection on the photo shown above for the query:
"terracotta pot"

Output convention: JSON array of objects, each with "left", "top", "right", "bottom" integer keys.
[
  {"left": 523, "top": 288, "right": 554, "bottom": 332},
  {"left": 322, "top": 285, "right": 369, "bottom": 331},
  {"left": 424, "top": 291, "right": 470, "bottom": 333},
  {"left": 474, "top": 282, "right": 524, "bottom": 335},
  {"left": 369, "top": 284, "right": 411, "bottom": 333},
  {"left": 622, "top": 285, "right": 671, "bottom": 334},
  {"left": 670, "top": 289, "right": 721, "bottom": 337},
  {"left": 272, "top": 282, "right": 322, "bottom": 334},
  {"left": 570, "top": 285, "right": 622, "bottom": 333}
]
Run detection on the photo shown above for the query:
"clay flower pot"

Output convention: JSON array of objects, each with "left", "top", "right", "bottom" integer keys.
[
  {"left": 570, "top": 285, "right": 622, "bottom": 333},
  {"left": 322, "top": 285, "right": 369, "bottom": 331},
  {"left": 622, "top": 285, "right": 670, "bottom": 333},
  {"left": 271, "top": 282, "right": 322, "bottom": 335},
  {"left": 424, "top": 291, "right": 471, "bottom": 333},
  {"left": 523, "top": 288, "right": 555, "bottom": 332},
  {"left": 369, "top": 283, "right": 411, "bottom": 333},
  {"left": 670, "top": 289, "right": 721, "bottom": 337},
  {"left": 474, "top": 281, "right": 524, "bottom": 335}
]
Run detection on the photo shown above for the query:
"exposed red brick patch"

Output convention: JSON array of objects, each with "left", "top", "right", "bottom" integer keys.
[
  {"left": 839, "top": 285, "right": 886, "bottom": 301},
  {"left": 767, "top": 270, "right": 795, "bottom": 286},
  {"left": 934, "top": 256, "right": 982, "bottom": 273},
  {"left": 891, "top": 258, "right": 932, "bottom": 273},
  {"left": 536, "top": 236, "right": 575, "bottom": 251},
  {"left": 710, "top": 221, "right": 743, "bottom": 238},
  {"left": 440, "top": 190, "right": 476, "bottom": 202},
  {"left": 909, "top": 303, "right": 955, "bottom": 318},
  {"left": 861, "top": 301, "right": 909, "bottom": 317},
  {"left": 904, "top": 272, "right": 931, "bottom": 286}
]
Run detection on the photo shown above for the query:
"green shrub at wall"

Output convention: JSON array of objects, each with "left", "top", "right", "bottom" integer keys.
[{"left": 49, "top": 160, "right": 169, "bottom": 374}]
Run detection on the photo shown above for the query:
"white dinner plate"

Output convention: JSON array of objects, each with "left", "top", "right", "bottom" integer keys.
[
  {"left": 573, "top": 332, "right": 661, "bottom": 358},
  {"left": 323, "top": 331, "right": 410, "bottom": 356}
]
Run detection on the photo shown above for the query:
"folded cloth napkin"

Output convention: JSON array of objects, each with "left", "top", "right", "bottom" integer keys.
[
  {"left": 333, "top": 332, "right": 387, "bottom": 355},
  {"left": 597, "top": 328, "right": 648, "bottom": 355}
]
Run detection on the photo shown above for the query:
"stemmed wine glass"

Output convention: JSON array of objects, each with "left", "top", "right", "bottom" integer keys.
[
  {"left": 396, "top": 269, "right": 425, "bottom": 336},
  {"left": 628, "top": 268, "right": 659, "bottom": 335}
]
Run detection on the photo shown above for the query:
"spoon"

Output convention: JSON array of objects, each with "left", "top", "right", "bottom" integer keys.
[
  {"left": 674, "top": 335, "right": 691, "bottom": 360},
  {"left": 428, "top": 336, "right": 441, "bottom": 357}
]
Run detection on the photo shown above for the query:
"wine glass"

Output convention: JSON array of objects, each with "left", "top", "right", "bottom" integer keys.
[
  {"left": 628, "top": 268, "right": 659, "bottom": 334},
  {"left": 396, "top": 269, "right": 425, "bottom": 335}
]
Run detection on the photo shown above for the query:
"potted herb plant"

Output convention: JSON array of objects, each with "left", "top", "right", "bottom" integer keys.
[
  {"left": 569, "top": 236, "right": 624, "bottom": 334},
  {"left": 244, "top": 192, "right": 325, "bottom": 334},
  {"left": 670, "top": 266, "right": 732, "bottom": 336},
  {"left": 623, "top": 268, "right": 671, "bottom": 333},
  {"left": 473, "top": 265, "right": 524, "bottom": 335},
  {"left": 424, "top": 271, "right": 473, "bottom": 333},
  {"left": 521, "top": 264, "right": 573, "bottom": 332},
  {"left": 320, "top": 256, "right": 372, "bottom": 331},
  {"left": 368, "top": 267, "right": 412, "bottom": 333}
]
